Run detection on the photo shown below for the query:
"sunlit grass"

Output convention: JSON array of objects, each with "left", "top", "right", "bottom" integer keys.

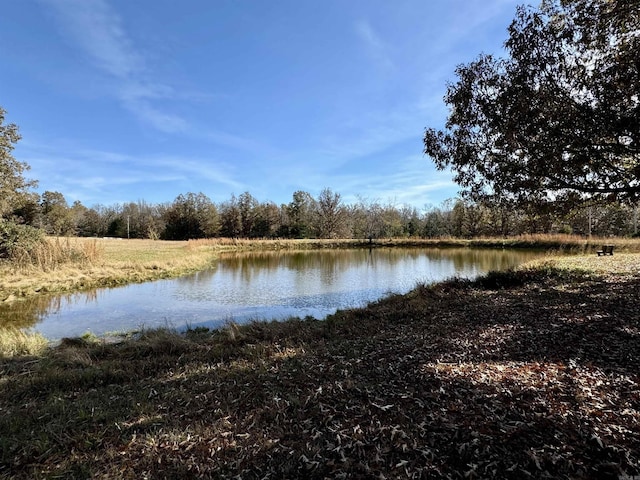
[
  {"left": 0, "top": 328, "right": 48, "bottom": 357},
  {"left": 0, "top": 238, "right": 218, "bottom": 302},
  {"left": 8, "top": 236, "right": 102, "bottom": 271},
  {"left": 529, "top": 251, "right": 640, "bottom": 276}
]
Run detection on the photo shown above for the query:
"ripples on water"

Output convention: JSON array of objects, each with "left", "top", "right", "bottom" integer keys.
[{"left": 1, "top": 248, "right": 546, "bottom": 339}]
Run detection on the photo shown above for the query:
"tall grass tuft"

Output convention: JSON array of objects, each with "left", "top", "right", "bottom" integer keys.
[
  {"left": 0, "top": 328, "right": 48, "bottom": 357},
  {"left": 118, "top": 327, "right": 195, "bottom": 359},
  {"left": 10, "top": 237, "right": 103, "bottom": 271}
]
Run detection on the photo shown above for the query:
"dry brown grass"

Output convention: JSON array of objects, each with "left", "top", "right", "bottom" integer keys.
[
  {"left": 9, "top": 236, "right": 102, "bottom": 271},
  {"left": 0, "top": 327, "right": 48, "bottom": 357},
  {"left": 186, "top": 237, "right": 372, "bottom": 250},
  {"left": 188, "top": 234, "right": 640, "bottom": 253},
  {"left": 0, "top": 237, "right": 217, "bottom": 302},
  {"left": 1, "top": 254, "right": 638, "bottom": 478}
]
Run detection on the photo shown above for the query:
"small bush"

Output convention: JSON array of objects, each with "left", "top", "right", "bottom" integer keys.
[{"left": 0, "top": 220, "right": 45, "bottom": 260}]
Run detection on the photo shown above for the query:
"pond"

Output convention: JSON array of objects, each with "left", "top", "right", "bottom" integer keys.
[{"left": 2, "top": 247, "right": 547, "bottom": 340}]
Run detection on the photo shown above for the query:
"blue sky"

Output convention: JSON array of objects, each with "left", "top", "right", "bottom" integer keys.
[{"left": 1, "top": 0, "right": 521, "bottom": 209}]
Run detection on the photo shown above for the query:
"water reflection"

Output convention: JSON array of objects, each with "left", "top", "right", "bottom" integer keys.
[
  {"left": 0, "top": 290, "right": 101, "bottom": 330},
  {"left": 0, "top": 248, "right": 545, "bottom": 340}
]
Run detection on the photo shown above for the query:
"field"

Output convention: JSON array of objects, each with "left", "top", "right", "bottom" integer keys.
[
  {"left": 0, "top": 253, "right": 639, "bottom": 478},
  {"left": 0, "top": 238, "right": 216, "bottom": 303}
]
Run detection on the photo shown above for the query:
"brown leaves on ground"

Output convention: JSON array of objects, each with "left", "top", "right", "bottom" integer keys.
[{"left": 1, "top": 256, "right": 639, "bottom": 479}]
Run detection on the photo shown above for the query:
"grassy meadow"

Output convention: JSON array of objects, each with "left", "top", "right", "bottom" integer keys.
[
  {"left": 0, "top": 237, "right": 217, "bottom": 303},
  {"left": 0, "top": 253, "right": 639, "bottom": 478}
]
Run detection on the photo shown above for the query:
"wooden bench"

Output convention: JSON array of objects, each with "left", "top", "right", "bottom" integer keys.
[{"left": 597, "top": 245, "right": 614, "bottom": 256}]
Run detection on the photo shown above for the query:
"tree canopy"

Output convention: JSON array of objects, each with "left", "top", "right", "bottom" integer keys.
[
  {"left": 0, "top": 107, "right": 37, "bottom": 219},
  {"left": 424, "top": 0, "right": 639, "bottom": 207}
]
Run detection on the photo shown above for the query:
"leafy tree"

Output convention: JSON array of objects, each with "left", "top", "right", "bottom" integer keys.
[
  {"left": 238, "top": 191, "right": 259, "bottom": 238},
  {"left": 378, "top": 203, "right": 404, "bottom": 238},
  {"left": 481, "top": 198, "right": 516, "bottom": 237},
  {"left": 423, "top": 206, "right": 449, "bottom": 238},
  {"left": 573, "top": 202, "right": 637, "bottom": 237},
  {"left": 41, "top": 191, "right": 74, "bottom": 235},
  {"left": 252, "top": 201, "right": 281, "bottom": 238},
  {"left": 218, "top": 195, "right": 242, "bottom": 238},
  {"left": 424, "top": 0, "right": 640, "bottom": 207},
  {"left": 350, "top": 196, "right": 384, "bottom": 241},
  {"left": 285, "top": 191, "right": 317, "bottom": 238},
  {"left": 399, "top": 205, "right": 423, "bottom": 237},
  {"left": 0, "top": 219, "right": 44, "bottom": 260},
  {"left": 107, "top": 217, "right": 126, "bottom": 238},
  {"left": 450, "top": 200, "right": 467, "bottom": 238},
  {"left": 0, "top": 107, "right": 45, "bottom": 260},
  {"left": 12, "top": 193, "right": 41, "bottom": 226},
  {"left": 116, "top": 201, "right": 165, "bottom": 239},
  {"left": 76, "top": 207, "right": 103, "bottom": 237},
  {"left": 0, "top": 107, "right": 37, "bottom": 219},
  {"left": 162, "top": 193, "right": 218, "bottom": 240},
  {"left": 69, "top": 200, "right": 88, "bottom": 235}
]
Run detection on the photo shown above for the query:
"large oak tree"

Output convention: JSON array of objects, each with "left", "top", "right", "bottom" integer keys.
[{"left": 424, "top": 0, "right": 639, "bottom": 207}]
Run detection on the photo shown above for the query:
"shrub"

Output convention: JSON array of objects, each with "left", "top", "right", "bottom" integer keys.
[
  {"left": 0, "top": 220, "right": 45, "bottom": 260},
  {"left": 0, "top": 221, "right": 101, "bottom": 270}
]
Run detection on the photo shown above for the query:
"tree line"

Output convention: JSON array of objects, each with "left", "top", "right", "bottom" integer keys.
[{"left": 11, "top": 187, "right": 640, "bottom": 241}]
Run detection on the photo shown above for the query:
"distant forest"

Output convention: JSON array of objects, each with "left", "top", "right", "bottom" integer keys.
[{"left": 15, "top": 188, "right": 640, "bottom": 241}]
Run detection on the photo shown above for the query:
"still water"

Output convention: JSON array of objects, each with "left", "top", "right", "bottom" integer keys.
[{"left": 3, "top": 248, "right": 546, "bottom": 340}]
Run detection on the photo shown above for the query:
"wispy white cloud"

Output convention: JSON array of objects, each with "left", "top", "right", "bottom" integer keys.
[
  {"left": 449, "top": 1, "right": 517, "bottom": 37},
  {"left": 315, "top": 104, "right": 428, "bottom": 171},
  {"left": 250, "top": 143, "right": 457, "bottom": 208},
  {"left": 195, "top": 129, "right": 279, "bottom": 157},
  {"left": 320, "top": 124, "right": 416, "bottom": 165},
  {"left": 42, "top": 0, "right": 140, "bottom": 79},
  {"left": 118, "top": 82, "right": 175, "bottom": 101},
  {"left": 124, "top": 101, "right": 189, "bottom": 133},
  {"left": 41, "top": 0, "right": 274, "bottom": 143},
  {"left": 150, "top": 157, "right": 244, "bottom": 191},
  {"left": 42, "top": 0, "right": 189, "bottom": 133},
  {"left": 355, "top": 19, "right": 394, "bottom": 70},
  {"left": 18, "top": 139, "right": 245, "bottom": 204},
  {"left": 322, "top": 156, "right": 458, "bottom": 207}
]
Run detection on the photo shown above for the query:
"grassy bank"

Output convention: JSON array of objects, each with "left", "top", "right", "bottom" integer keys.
[
  {"left": 1, "top": 253, "right": 639, "bottom": 478},
  {"left": 0, "top": 238, "right": 218, "bottom": 302},
  {"left": 2, "top": 234, "right": 640, "bottom": 304},
  {"left": 188, "top": 234, "right": 640, "bottom": 253}
]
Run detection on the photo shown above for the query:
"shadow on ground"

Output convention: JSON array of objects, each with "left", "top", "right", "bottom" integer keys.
[{"left": 1, "top": 268, "right": 639, "bottom": 479}]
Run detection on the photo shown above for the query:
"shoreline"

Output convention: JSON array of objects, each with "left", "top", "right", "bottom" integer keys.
[{"left": 2, "top": 235, "right": 638, "bottom": 304}]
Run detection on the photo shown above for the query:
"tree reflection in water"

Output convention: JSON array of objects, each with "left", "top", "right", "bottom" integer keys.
[
  {"left": 3, "top": 248, "right": 546, "bottom": 339},
  {"left": 0, "top": 289, "right": 100, "bottom": 330}
]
